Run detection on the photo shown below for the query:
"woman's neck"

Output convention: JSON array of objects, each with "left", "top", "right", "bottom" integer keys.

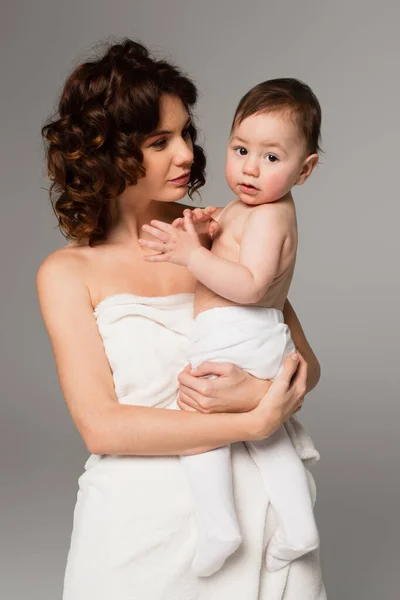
[{"left": 108, "top": 191, "right": 164, "bottom": 244}]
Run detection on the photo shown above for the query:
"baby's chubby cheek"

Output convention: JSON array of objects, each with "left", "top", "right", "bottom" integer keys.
[
  {"left": 225, "top": 162, "right": 238, "bottom": 192},
  {"left": 262, "top": 173, "right": 290, "bottom": 202}
]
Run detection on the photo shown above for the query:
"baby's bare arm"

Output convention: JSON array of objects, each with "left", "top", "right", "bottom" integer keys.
[{"left": 188, "top": 203, "right": 294, "bottom": 304}]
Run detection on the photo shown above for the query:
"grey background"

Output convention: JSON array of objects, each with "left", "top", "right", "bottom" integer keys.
[{"left": 1, "top": 1, "right": 399, "bottom": 598}]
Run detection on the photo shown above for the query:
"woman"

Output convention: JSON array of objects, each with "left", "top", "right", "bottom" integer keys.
[{"left": 38, "top": 39, "right": 326, "bottom": 599}]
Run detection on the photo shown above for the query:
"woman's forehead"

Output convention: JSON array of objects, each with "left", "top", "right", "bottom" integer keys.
[{"left": 158, "top": 94, "right": 189, "bottom": 130}]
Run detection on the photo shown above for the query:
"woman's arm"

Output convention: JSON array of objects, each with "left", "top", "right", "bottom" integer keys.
[
  {"left": 36, "top": 251, "right": 300, "bottom": 457},
  {"left": 283, "top": 299, "right": 321, "bottom": 393}
]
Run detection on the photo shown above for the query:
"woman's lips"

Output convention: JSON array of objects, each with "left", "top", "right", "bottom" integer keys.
[
  {"left": 239, "top": 183, "right": 259, "bottom": 195},
  {"left": 170, "top": 173, "right": 191, "bottom": 185}
]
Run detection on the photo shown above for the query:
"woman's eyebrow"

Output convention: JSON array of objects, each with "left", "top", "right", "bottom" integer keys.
[{"left": 147, "top": 118, "right": 191, "bottom": 139}]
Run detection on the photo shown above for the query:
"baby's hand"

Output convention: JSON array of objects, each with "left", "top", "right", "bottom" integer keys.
[
  {"left": 172, "top": 206, "right": 219, "bottom": 239},
  {"left": 139, "top": 212, "right": 203, "bottom": 267}
]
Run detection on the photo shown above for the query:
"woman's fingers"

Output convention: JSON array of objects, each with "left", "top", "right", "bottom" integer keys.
[
  {"left": 177, "top": 392, "right": 199, "bottom": 412},
  {"left": 185, "top": 361, "right": 233, "bottom": 378},
  {"left": 290, "top": 354, "right": 308, "bottom": 411},
  {"left": 179, "top": 385, "right": 210, "bottom": 413},
  {"left": 290, "top": 354, "right": 307, "bottom": 394},
  {"left": 252, "top": 353, "right": 302, "bottom": 436},
  {"left": 180, "top": 377, "right": 214, "bottom": 396},
  {"left": 276, "top": 353, "right": 307, "bottom": 415},
  {"left": 275, "top": 353, "right": 299, "bottom": 390}
]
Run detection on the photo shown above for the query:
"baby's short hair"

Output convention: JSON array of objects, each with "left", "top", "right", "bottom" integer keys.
[{"left": 232, "top": 78, "right": 322, "bottom": 155}]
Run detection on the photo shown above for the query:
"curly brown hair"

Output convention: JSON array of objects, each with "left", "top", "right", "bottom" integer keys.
[{"left": 42, "top": 39, "right": 206, "bottom": 244}]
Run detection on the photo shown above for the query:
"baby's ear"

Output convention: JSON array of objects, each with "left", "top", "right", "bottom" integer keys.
[{"left": 296, "top": 153, "right": 319, "bottom": 185}]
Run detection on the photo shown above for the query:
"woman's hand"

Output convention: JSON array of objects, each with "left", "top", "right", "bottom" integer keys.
[
  {"left": 249, "top": 353, "right": 307, "bottom": 440},
  {"left": 177, "top": 352, "right": 307, "bottom": 419},
  {"left": 177, "top": 361, "right": 271, "bottom": 413}
]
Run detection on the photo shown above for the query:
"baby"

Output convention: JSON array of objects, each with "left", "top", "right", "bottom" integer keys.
[{"left": 139, "top": 78, "right": 321, "bottom": 577}]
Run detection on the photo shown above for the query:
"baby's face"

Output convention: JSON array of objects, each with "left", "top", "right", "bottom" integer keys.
[{"left": 225, "top": 110, "right": 314, "bottom": 205}]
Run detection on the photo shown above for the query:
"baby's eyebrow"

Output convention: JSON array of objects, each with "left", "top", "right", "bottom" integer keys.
[
  {"left": 231, "top": 135, "right": 247, "bottom": 144},
  {"left": 231, "top": 135, "right": 287, "bottom": 154},
  {"left": 260, "top": 141, "right": 286, "bottom": 151}
]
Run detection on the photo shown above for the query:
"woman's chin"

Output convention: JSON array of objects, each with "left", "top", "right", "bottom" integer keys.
[{"left": 158, "top": 187, "right": 189, "bottom": 203}]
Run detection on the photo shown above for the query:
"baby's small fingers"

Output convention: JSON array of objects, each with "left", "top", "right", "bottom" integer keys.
[
  {"left": 141, "top": 224, "right": 171, "bottom": 242},
  {"left": 172, "top": 217, "right": 184, "bottom": 228},
  {"left": 208, "top": 221, "right": 219, "bottom": 234},
  {"left": 138, "top": 238, "right": 165, "bottom": 251},
  {"left": 149, "top": 219, "right": 174, "bottom": 233},
  {"left": 183, "top": 212, "right": 196, "bottom": 233},
  {"left": 143, "top": 253, "right": 169, "bottom": 262},
  {"left": 192, "top": 208, "right": 206, "bottom": 221}
]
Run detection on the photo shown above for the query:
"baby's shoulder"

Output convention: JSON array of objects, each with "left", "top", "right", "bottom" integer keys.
[
  {"left": 242, "top": 203, "right": 296, "bottom": 244},
  {"left": 249, "top": 199, "right": 296, "bottom": 222}
]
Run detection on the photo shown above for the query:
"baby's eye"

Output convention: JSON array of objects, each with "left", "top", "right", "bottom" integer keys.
[
  {"left": 265, "top": 154, "right": 278, "bottom": 162},
  {"left": 234, "top": 146, "right": 247, "bottom": 156},
  {"left": 151, "top": 138, "right": 167, "bottom": 150}
]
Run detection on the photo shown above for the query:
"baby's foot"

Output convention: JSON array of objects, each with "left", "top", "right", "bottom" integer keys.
[
  {"left": 266, "top": 528, "right": 319, "bottom": 572},
  {"left": 192, "top": 532, "right": 242, "bottom": 577}
]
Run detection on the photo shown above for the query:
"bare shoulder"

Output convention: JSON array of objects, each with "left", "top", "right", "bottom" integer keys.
[
  {"left": 37, "top": 244, "right": 89, "bottom": 289},
  {"left": 36, "top": 244, "right": 92, "bottom": 316},
  {"left": 247, "top": 199, "right": 296, "bottom": 227}
]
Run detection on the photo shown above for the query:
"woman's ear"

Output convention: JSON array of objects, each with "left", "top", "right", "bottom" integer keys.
[{"left": 296, "top": 153, "right": 319, "bottom": 185}]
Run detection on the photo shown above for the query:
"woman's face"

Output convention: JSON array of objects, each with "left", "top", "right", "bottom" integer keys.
[{"left": 136, "top": 94, "right": 194, "bottom": 202}]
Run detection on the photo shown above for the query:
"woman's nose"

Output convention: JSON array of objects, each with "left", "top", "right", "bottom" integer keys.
[{"left": 174, "top": 137, "right": 194, "bottom": 166}]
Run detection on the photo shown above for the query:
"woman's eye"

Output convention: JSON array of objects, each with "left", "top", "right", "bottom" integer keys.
[
  {"left": 182, "top": 128, "right": 191, "bottom": 139},
  {"left": 234, "top": 146, "right": 247, "bottom": 156},
  {"left": 265, "top": 154, "right": 278, "bottom": 162},
  {"left": 151, "top": 138, "right": 167, "bottom": 150}
]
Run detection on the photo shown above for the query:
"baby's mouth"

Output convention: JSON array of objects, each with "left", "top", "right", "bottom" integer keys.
[{"left": 239, "top": 182, "right": 259, "bottom": 192}]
